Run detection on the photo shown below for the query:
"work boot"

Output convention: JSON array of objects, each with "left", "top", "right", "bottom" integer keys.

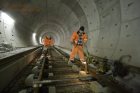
[
  {"left": 81, "top": 61, "right": 89, "bottom": 74},
  {"left": 81, "top": 61, "right": 87, "bottom": 65}
]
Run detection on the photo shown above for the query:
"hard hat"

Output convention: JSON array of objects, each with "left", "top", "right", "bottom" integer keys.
[{"left": 79, "top": 26, "right": 84, "bottom": 31}]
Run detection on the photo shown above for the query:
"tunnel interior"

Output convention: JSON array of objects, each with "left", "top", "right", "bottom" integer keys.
[
  {"left": 0, "top": 0, "right": 140, "bottom": 67},
  {"left": 0, "top": 0, "right": 140, "bottom": 93}
]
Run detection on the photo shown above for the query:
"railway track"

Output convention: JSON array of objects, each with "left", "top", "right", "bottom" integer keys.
[
  {"left": 41, "top": 47, "right": 94, "bottom": 93},
  {"left": 1, "top": 46, "right": 134, "bottom": 93}
]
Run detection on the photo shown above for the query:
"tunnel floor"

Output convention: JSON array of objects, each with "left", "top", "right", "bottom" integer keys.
[
  {"left": 2, "top": 47, "right": 95, "bottom": 93},
  {"left": 46, "top": 48, "right": 94, "bottom": 93},
  {"left": 2, "top": 47, "right": 138, "bottom": 93}
]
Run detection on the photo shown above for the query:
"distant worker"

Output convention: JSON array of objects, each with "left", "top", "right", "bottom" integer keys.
[
  {"left": 49, "top": 36, "right": 55, "bottom": 46},
  {"left": 43, "top": 35, "right": 54, "bottom": 47},
  {"left": 69, "top": 26, "right": 88, "bottom": 65},
  {"left": 43, "top": 36, "right": 50, "bottom": 47}
]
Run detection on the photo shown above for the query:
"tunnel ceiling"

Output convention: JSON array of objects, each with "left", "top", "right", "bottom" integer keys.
[{"left": 0, "top": 0, "right": 97, "bottom": 46}]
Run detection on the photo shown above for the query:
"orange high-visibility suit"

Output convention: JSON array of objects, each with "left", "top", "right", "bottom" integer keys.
[
  {"left": 43, "top": 36, "right": 50, "bottom": 47},
  {"left": 43, "top": 36, "right": 55, "bottom": 47},
  {"left": 69, "top": 31, "right": 88, "bottom": 62},
  {"left": 50, "top": 38, "right": 55, "bottom": 46}
]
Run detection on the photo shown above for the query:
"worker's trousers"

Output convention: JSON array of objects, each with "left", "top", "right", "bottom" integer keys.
[{"left": 69, "top": 45, "right": 85, "bottom": 62}]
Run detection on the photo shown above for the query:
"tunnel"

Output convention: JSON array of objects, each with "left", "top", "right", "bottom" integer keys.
[{"left": 0, "top": 0, "right": 140, "bottom": 93}]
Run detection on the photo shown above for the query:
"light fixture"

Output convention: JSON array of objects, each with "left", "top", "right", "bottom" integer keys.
[
  {"left": 32, "top": 32, "right": 38, "bottom": 45},
  {"left": 1, "top": 12, "right": 15, "bottom": 24},
  {"left": 39, "top": 37, "right": 43, "bottom": 44},
  {"left": 33, "top": 33, "right": 36, "bottom": 38}
]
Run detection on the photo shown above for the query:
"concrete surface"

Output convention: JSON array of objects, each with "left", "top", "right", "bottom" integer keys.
[{"left": 0, "top": 48, "right": 41, "bottom": 92}]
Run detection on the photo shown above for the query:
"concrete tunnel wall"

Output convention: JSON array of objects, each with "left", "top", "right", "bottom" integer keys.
[{"left": 0, "top": 0, "right": 140, "bottom": 67}]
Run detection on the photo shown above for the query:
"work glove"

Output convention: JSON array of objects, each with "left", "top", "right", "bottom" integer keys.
[
  {"left": 74, "top": 41, "right": 78, "bottom": 44},
  {"left": 71, "top": 40, "right": 77, "bottom": 45}
]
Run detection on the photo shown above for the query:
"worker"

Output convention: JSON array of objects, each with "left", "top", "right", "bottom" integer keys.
[
  {"left": 49, "top": 36, "right": 55, "bottom": 46},
  {"left": 68, "top": 26, "right": 88, "bottom": 65},
  {"left": 43, "top": 35, "right": 54, "bottom": 47},
  {"left": 43, "top": 36, "right": 50, "bottom": 47}
]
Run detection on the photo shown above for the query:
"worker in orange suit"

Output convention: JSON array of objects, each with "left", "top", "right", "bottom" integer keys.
[
  {"left": 43, "top": 36, "right": 54, "bottom": 47},
  {"left": 42, "top": 36, "right": 49, "bottom": 54},
  {"left": 43, "top": 36, "right": 50, "bottom": 47},
  {"left": 49, "top": 36, "right": 55, "bottom": 46},
  {"left": 69, "top": 26, "right": 88, "bottom": 65}
]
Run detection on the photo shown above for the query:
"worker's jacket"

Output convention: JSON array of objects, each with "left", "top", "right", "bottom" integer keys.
[
  {"left": 43, "top": 38, "right": 55, "bottom": 46},
  {"left": 70, "top": 31, "right": 88, "bottom": 46},
  {"left": 43, "top": 38, "right": 50, "bottom": 46},
  {"left": 50, "top": 39, "right": 55, "bottom": 46}
]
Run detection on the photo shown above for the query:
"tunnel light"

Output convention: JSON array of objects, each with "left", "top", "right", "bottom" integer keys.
[
  {"left": 33, "top": 33, "right": 36, "bottom": 37},
  {"left": 1, "top": 12, "right": 15, "bottom": 24},
  {"left": 32, "top": 33, "right": 38, "bottom": 45},
  {"left": 39, "top": 37, "right": 43, "bottom": 44}
]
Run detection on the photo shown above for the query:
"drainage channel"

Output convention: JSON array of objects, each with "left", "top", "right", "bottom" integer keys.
[
  {"left": 2, "top": 56, "right": 39, "bottom": 93},
  {"left": 1, "top": 47, "right": 42, "bottom": 93}
]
